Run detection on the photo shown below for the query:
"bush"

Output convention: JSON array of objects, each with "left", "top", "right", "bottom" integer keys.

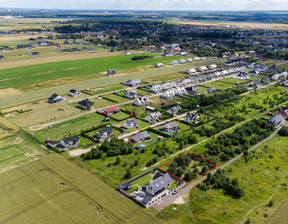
[{"left": 279, "top": 126, "right": 288, "bottom": 136}]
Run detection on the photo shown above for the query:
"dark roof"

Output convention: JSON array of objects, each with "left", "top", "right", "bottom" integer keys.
[
  {"left": 48, "top": 93, "right": 59, "bottom": 101},
  {"left": 131, "top": 131, "right": 150, "bottom": 142},
  {"left": 94, "top": 126, "right": 113, "bottom": 137},
  {"left": 161, "top": 121, "right": 178, "bottom": 130},
  {"left": 69, "top": 89, "right": 78, "bottom": 93},
  {"left": 148, "top": 172, "right": 173, "bottom": 193},
  {"left": 78, "top": 99, "right": 94, "bottom": 107},
  {"left": 61, "top": 135, "right": 80, "bottom": 145}
]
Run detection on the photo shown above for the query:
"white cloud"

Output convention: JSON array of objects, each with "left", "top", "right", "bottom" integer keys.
[{"left": 0, "top": 0, "right": 287, "bottom": 10}]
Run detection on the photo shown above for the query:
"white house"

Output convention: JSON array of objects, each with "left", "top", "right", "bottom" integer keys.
[
  {"left": 150, "top": 84, "right": 162, "bottom": 93},
  {"left": 198, "top": 66, "right": 208, "bottom": 72},
  {"left": 178, "top": 59, "right": 186, "bottom": 64},
  {"left": 69, "top": 89, "right": 80, "bottom": 97},
  {"left": 175, "top": 87, "right": 188, "bottom": 96},
  {"left": 162, "top": 90, "right": 175, "bottom": 99},
  {"left": 134, "top": 96, "right": 149, "bottom": 106},
  {"left": 208, "top": 64, "right": 217, "bottom": 70}
]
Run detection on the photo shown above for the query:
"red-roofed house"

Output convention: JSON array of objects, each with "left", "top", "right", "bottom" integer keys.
[
  {"left": 101, "top": 106, "right": 120, "bottom": 115},
  {"left": 279, "top": 109, "right": 288, "bottom": 118}
]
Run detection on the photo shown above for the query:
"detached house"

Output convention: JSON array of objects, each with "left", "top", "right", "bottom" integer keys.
[
  {"left": 175, "top": 87, "right": 188, "bottom": 96},
  {"left": 124, "top": 90, "right": 138, "bottom": 99},
  {"left": 271, "top": 74, "right": 280, "bottom": 81},
  {"left": 29, "top": 52, "right": 39, "bottom": 56},
  {"left": 186, "top": 68, "right": 197, "bottom": 74},
  {"left": 184, "top": 112, "right": 199, "bottom": 123},
  {"left": 160, "top": 121, "right": 179, "bottom": 132},
  {"left": 78, "top": 99, "right": 94, "bottom": 110},
  {"left": 268, "top": 114, "right": 285, "bottom": 126},
  {"left": 0, "top": 55, "right": 4, "bottom": 60},
  {"left": 123, "top": 118, "right": 139, "bottom": 129},
  {"left": 60, "top": 135, "right": 80, "bottom": 148},
  {"left": 186, "top": 86, "right": 198, "bottom": 94},
  {"left": 101, "top": 106, "right": 120, "bottom": 115},
  {"left": 107, "top": 69, "right": 117, "bottom": 75},
  {"left": 134, "top": 96, "right": 149, "bottom": 106},
  {"left": 144, "top": 172, "right": 172, "bottom": 196},
  {"left": 280, "top": 79, "right": 288, "bottom": 87},
  {"left": 162, "top": 90, "right": 175, "bottom": 99},
  {"left": 130, "top": 131, "right": 151, "bottom": 144},
  {"left": 166, "top": 105, "right": 182, "bottom": 116},
  {"left": 261, "top": 76, "right": 270, "bottom": 84},
  {"left": 170, "top": 60, "right": 178, "bottom": 65},
  {"left": 208, "top": 88, "right": 217, "bottom": 94},
  {"left": 69, "top": 89, "right": 80, "bottom": 97},
  {"left": 94, "top": 126, "right": 113, "bottom": 141},
  {"left": 122, "top": 79, "right": 142, "bottom": 87},
  {"left": 155, "top": 63, "right": 164, "bottom": 68},
  {"left": 208, "top": 64, "right": 217, "bottom": 70},
  {"left": 48, "top": 94, "right": 66, "bottom": 104},
  {"left": 279, "top": 109, "right": 288, "bottom": 118},
  {"left": 150, "top": 84, "right": 162, "bottom": 93},
  {"left": 144, "top": 112, "right": 162, "bottom": 123}
]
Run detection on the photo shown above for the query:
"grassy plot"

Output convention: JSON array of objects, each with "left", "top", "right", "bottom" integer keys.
[
  {"left": 0, "top": 154, "right": 161, "bottom": 224},
  {"left": 0, "top": 131, "right": 47, "bottom": 173},
  {"left": 157, "top": 134, "right": 288, "bottom": 224},
  {"left": 103, "top": 93, "right": 131, "bottom": 103},
  {"left": 33, "top": 113, "right": 110, "bottom": 143}
]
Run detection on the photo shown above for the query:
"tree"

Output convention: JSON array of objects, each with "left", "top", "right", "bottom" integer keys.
[
  {"left": 114, "top": 157, "right": 121, "bottom": 165},
  {"left": 124, "top": 169, "right": 132, "bottom": 179}
]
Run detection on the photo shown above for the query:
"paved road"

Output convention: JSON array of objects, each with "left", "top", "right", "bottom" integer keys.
[{"left": 152, "top": 125, "right": 284, "bottom": 211}]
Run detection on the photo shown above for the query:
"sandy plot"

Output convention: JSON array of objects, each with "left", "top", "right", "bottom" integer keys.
[
  {"left": 0, "top": 88, "right": 22, "bottom": 98},
  {"left": 0, "top": 35, "right": 32, "bottom": 41}
]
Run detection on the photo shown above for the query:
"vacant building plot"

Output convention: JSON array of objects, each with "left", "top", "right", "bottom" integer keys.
[
  {"left": 103, "top": 94, "right": 132, "bottom": 103},
  {"left": 0, "top": 154, "right": 161, "bottom": 224}
]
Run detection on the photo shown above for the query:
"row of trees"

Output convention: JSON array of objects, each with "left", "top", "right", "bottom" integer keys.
[{"left": 131, "top": 55, "right": 153, "bottom": 60}]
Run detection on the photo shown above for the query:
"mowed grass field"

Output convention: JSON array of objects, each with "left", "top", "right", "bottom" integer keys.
[
  {"left": 0, "top": 154, "right": 161, "bottom": 224},
  {"left": 157, "top": 134, "right": 288, "bottom": 224},
  {"left": 0, "top": 58, "right": 225, "bottom": 109}
]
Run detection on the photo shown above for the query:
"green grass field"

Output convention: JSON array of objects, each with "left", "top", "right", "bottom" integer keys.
[
  {"left": 0, "top": 154, "right": 161, "bottom": 224},
  {"left": 0, "top": 58, "right": 225, "bottom": 109},
  {"left": 103, "top": 94, "right": 131, "bottom": 103},
  {"left": 157, "top": 134, "right": 288, "bottom": 224}
]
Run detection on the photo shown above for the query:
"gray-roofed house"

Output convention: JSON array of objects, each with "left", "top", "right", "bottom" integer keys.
[
  {"left": 252, "top": 79, "right": 261, "bottom": 86},
  {"left": 268, "top": 114, "right": 285, "bottom": 126},
  {"left": 122, "top": 79, "right": 142, "bottom": 87},
  {"left": 29, "top": 52, "right": 39, "bottom": 56},
  {"left": 144, "top": 172, "right": 172, "bottom": 196},
  {"left": 69, "top": 89, "right": 80, "bottom": 97},
  {"left": 185, "top": 86, "right": 198, "bottom": 94},
  {"left": 107, "top": 69, "right": 117, "bottom": 75},
  {"left": 261, "top": 76, "right": 270, "bottom": 84},
  {"left": 184, "top": 112, "right": 199, "bottom": 123},
  {"left": 166, "top": 105, "right": 182, "bottom": 116},
  {"left": 134, "top": 96, "right": 149, "bottom": 106},
  {"left": 271, "top": 74, "right": 280, "bottom": 81},
  {"left": 160, "top": 121, "right": 179, "bottom": 132},
  {"left": 123, "top": 90, "right": 138, "bottom": 99},
  {"left": 60, "top": 135, "right": 80, "bottom": 148},
  {"left": 144, "top": 112, "right": 162, "bottom": 123},
  {"left": 208, "top": 88, "right": 217, "bottom": 94},
  {"left": 130, "top": 131, "right": 151, "bottom": 144},
  {"left": 280, "top": 79, "right": 288, "bottom": 87},
  {"left": 78, "top": 99, "right": 94, "bottom": 110},
  {"left": 123, "top": 118, "right": 139, "bottom": 129},
  {"left": 170, "top": 60, "right": 178, "bottom": 65},
  {"left": 93, "top": 126, "right": 113, "bottom": 141},
  {"left": 48, "top": 94, "right": 66, "bottom": 104},
  {"left": 150, "top": 84, "right": 162, "bottom": 93}
]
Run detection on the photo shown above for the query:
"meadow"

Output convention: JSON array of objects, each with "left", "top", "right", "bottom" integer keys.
[
  {"left": 0, "top": 154, "right": 161, "bottom": 224},
  {"left": 157, "top": 134, "right": 288, "bottom": 224},
  {"left": 0, "top": 58, "right": 225, "bottom": 109}
]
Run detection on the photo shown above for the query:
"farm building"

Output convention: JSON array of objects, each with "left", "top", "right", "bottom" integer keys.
[
  {"left": 166, "top": 105, "right": 182, "bottom": 116},
  {"left": 124, "top": 90, "right": 138, "bottom": 99},
  {"left": 144, "top": 112, "right": 162, "bottom": 123},
  {"left": 78, "top": 99, "right": 94, "bottom": 110},
  {"left": 160, "top": 121, "right": 179, "bottom": 132},
  {"left": 122, "top": 79, "right": 142, "bottom": 87},
  {"left": 130, "top": 131, "right": 151, "bottom": 144},
  {"left": 48, "top": 94, "right": 66, "bottom": 104},
  {"left": 123, "top": 118, "right": 139, "bottom": 129},
  {"left": 69, "top": 89, "right": 80, "bottom": 97},
  {"left": 134, "top": 96, "right": 149, "bottom": 106},
  {"left": 94, "top": 126, "right": 113, "bottom": 141},
  {"left": 184, "top": 112, "right": 199, "bottom": 123}
]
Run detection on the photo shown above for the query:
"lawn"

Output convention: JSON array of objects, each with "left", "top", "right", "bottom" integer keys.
[
  {"left": 33, "top": 113, "right": 110, "bottom": 142},
  {"left": 0, "top": 154, "right": 161, "bottom": 224},
  {"left": 148, "top": 96, "right": 190, "bottom": 109},
  {"left": 103, "top": 94, "right": 131, "bottom": 103},
  {"left": 157, "top": 134, "right": 288, "bottom": 224},
  {"left": 109, "top": 111, "right": 132, "bottom": 121},
  {"left": 120, "top": 103, "right": 149, "bottom": 118}
]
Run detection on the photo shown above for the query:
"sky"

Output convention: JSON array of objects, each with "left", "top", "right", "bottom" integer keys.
[{"left": 0, "top": 0, "right": 288, "bottom": 11}]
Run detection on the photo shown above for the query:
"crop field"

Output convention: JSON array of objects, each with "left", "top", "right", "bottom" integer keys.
[
  {"left": 0, "top": 131, "right": 47, "bottom": 173},
  {"left": 0, "top": 117, "right": 19, "bottom": 138},
  {"left": 0, "top": 58, "right": 225, "bottom": 109},
  {"left": 157, "top": 134, "right": 288, "bottom": 224},
  {"left": 33, "top": 113, "right": 111, "bottom": 143},
  {"left": 0, "top": 154, "right": 160, "bottom": 224}
]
